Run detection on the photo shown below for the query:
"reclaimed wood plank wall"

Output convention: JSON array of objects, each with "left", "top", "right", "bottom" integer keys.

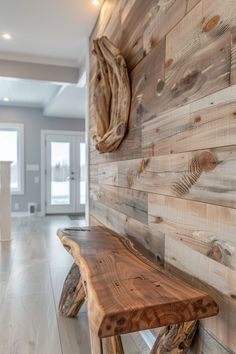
[{"left": 89, "top": 0, "right": 236, "bottom": 352}]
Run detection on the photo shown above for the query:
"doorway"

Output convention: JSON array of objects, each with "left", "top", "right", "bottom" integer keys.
[{"left": 41, "top": 131, "right": 85, "bottom": 215}]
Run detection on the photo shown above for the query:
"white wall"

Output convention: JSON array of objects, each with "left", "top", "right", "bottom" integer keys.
[{"left": 0, "top": 106, "right": 85, "bottom": 212}]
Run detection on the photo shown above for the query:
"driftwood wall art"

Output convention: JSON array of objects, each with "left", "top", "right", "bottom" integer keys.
[{"left": 92, "top": 36, "right": 131, "bottom": 153}]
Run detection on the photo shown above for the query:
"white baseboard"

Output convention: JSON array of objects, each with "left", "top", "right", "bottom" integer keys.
[
  {"left": 11, "top": 212, "right": 29, "bottom": 217},
  {"left": 11, "top": 212, "right": 43, "bottom": 217}
]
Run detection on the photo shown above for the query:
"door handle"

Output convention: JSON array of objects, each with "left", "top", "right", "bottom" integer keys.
[{"left": 66, "top": 176, "right": 75, "bottom": 181}]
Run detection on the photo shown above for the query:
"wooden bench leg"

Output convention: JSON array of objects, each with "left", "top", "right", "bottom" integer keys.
[
  {"left": 103, "top": 336, "right": 124, "bottom": 354},
  {"left": 88, "top": 299, "right": 124, "bottom": 354},
  {"left": 88, "top": 321, "right": 103, "bottom": 354},
  {"left": 59, "top": 262, "right": 86, "bottom": 317},
  {"left": 150, "top": 320, "right": 198, "bottom": 354},
  {"left": 88, "top": 336, "right": 124, "bottom": 354},
  {"left": 87, "top": 297, "right": 103, "bottom": 354}
]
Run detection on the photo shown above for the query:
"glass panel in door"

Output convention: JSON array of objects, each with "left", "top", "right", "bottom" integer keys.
[
  {"left": 45, "top": 133, "right": 85, "bottom": 215},
  {"left": 46, "top": 135, "right": 75, "bottom": 214},
  {"left": 51, "top": 142, "right": 70, "bottom": 206}
]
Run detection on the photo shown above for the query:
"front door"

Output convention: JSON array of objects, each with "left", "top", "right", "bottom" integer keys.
[{"left": 45, "top": 133, "right": 85, "bottom": 214}]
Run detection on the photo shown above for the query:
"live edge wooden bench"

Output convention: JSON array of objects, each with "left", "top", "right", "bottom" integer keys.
[{"left": 57, "top": 226, "right": 218, "bottom": 354}]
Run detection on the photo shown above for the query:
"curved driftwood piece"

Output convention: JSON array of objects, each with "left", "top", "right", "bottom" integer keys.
[
  {"left": 57, "top": 226, "right": 218, "bottom": 354},
  {"left": 172, "top": 151, "right": 217, "bottom": 196},
  {"left": 93, "top": 36, "right": 131, "bottom": 153},
  {"left": 151, "top": 320, "right": 198, "bottom": 354},
  {"left": 58, "top": 262, "right": 86, "bottom": 317}
]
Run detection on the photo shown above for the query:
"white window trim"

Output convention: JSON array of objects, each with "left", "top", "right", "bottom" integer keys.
[{"left": 0, "top": 123, "right": 24, "bottom": 195}]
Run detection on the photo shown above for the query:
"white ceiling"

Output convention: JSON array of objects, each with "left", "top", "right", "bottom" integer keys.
[
  {"left": 0, "top": 0, "right": 101, "bottom": 67},
  {"left": 0, "top": 77, "right": 87, "bottom": 119},
  {"left": 0, "top": 78, "right": 60, "bottom": 108},
  {"left": 0, "top": 0, "right": 101, "bottom": 119},
  {"left": 44, "top": 85, "right": 86, "bottom": 119}
]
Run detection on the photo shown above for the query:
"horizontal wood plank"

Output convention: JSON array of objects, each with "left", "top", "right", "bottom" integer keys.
[
  {"left": 120, "top": 0, "right": 187, "bottom": 69},
  {"left": 142, "top": 94, "right": 236, "bottom": 157},
  {"left": 90, "top": 125, "right": 142, "bottom": 164},
  {"left": 148, "top": 194, "right": 236, "bottom": 246},
  {"left": 165, "top": 236, "right": 236, "bottom": 352},
  {"left": 142, "top": 0, "right": 187, "bottom": 56},
  {"left": 91, "top": 185, "right": 148, "bottom": 224},
  {"left": 128, "top": 38, "right": 166, "bottom": 127},
  {"left": 120, "top": 0, "right": 152, "bottom": 70},
  {"left": 155, "top": 2, "right": 231, "bottom": 118},
  {"left": 90, "top": 199, "right": 165, "bottom": 263},
  {"left": 165, "top": 236, "right": 236, "bottom": 298},
  {"left": 231, "top": 28, "right": 236, "bottom": 85},
  {"left": 187, "top": 0, "right": 201, "bottom": 12},
  {"left": 98, "top": 146, "right": 236, "bottom": 209},
  {"left": 191, "top": 325, "right": 234, "bottom": 354}
]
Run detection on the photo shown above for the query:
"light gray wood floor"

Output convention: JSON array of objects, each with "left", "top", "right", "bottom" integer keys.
[{"left": 0, "top": 216, "right": 149, "bottom": 354}]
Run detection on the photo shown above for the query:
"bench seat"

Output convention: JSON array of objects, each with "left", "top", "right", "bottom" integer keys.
[{"left": 57, "top": 226, "right": 218, "bottom": 354}]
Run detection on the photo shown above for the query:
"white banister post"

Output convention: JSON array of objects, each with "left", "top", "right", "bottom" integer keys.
[{"left": 0, "top": 162, "right": 12, "bottom": 241}]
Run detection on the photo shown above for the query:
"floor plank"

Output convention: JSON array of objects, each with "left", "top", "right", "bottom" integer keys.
[{"left": 0, "top": 293, "right": 62, "bottom": 354}]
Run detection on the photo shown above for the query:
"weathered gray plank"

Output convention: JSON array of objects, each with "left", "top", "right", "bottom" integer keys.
[
  {"left": 191, "top": 325, "right": 234, "bottom": 354},
  {"left": 149, "top": 193, "right": 236, "bottom": 246},
  {"left": 92, "top": 184, "right": 148, "bottom": 224},
  {"left": 187, "top": 0, "right": 201, "bottom": 12},
  {"left": 142, "top": 96, "right": 236, "bottom": 157},
  {"left": 90, "top": 199, "right": 164, "bottom": 263},
  {"left": 120, "top": 0, "right": 136, "bottom": 24},
  {"left": 142, "top": 0, "right": 187, "bottom": 55},
  {"left": 155, "top": 0, "right": 234, "bottom": 118},
  {"left": 90, "top": 125, "right": 142, "bottom": 165},
  {"left": 120, "top": 0, "right": 187, "bottom": 70},
  {"left": 98, "top": 146, "right": 236, "bottom": 208},
  {"left": 128, "top": 38, "right": 166, "bottom": 126},
  {"left": 120, "top": 0, "right": 154, "bottom": 70},
  {"left": 121, "top": 1, "right": 233, "bottom": 124},
  {"left": 149, "top": 193, "right": 236, "bottom": 272},
  {"left": 165, "top": 236, "right": 236, "bottom": 352},
  {"left": 231, "top": 28, "right": 236, "bottom": 85}
]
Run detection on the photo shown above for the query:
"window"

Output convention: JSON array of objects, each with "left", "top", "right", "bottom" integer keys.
[{"left": 0, "top": 123, "right": 24, "bottom": 194}]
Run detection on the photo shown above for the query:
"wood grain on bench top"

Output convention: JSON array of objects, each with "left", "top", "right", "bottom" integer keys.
[{"left": 57, "top": 226, "right": 219, "bottom": 338}]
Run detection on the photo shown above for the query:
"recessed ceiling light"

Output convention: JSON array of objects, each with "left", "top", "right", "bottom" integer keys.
[
  {"left": 3, "top": 97, "right": 10, "bottom": 102},
  {"left": 2, "top": 33, "right": 12, "bottom": 40},
  {"left": 92, "top": 0, "right": 100, "bottom": 5}
]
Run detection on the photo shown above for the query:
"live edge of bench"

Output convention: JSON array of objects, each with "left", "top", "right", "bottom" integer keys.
[{"left": 57, "top": 226, "right": 219, "bottom": 354}]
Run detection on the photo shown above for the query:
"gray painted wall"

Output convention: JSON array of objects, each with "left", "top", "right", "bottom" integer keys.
[{"left": 0, "top": 106, "right": 85, "bottom": 212}]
